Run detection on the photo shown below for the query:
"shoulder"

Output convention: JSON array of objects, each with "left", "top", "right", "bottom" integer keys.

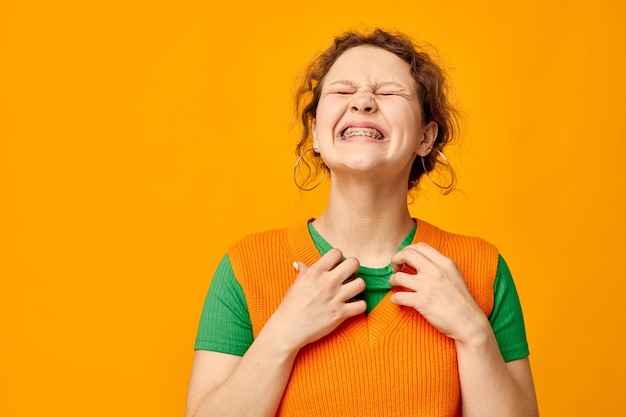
[
  {"left": 416, "top": 218, "right": 498, "bottom": 258},
  {"left": 229, "top": 227, "right": 290, "bottom": 249},
  {"left": 226, "top": 225, "right": 304, "bottom": 305},
  {"left": 227, "top": 227, "right": 290, "bottom": 263},
  {"left": 227, "top": 220, "right": 313, "bottom": 263},
  {"left": 226, "top": 222, "right": 312, "bottom": 274}
]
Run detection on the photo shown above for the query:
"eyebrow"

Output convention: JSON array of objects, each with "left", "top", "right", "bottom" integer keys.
[
  {"left": 326, "top": 80, "right": 358, "bottom": 88},
  {"left": 326, "top": 80, "right": 408, "bottom": 90}
]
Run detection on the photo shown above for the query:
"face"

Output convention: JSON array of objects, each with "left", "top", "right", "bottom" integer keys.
[{"left": 313, "top": 45, "right": 437, "bottom": 183}]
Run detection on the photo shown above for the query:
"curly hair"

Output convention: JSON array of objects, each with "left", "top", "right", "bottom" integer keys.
[{"left": 295, "top": 28, "right": 460, "bottom": 191}]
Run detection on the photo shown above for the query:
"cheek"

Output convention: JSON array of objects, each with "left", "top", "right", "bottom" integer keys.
[
  {"left": 313, "top": 118, "right": 336, "bottom": 141},
  {"left": 316, "top": 98, "right": 344, "bottom": 125},
  {"left": 394, "top": 108, "right": 423, "bottom": 137}
]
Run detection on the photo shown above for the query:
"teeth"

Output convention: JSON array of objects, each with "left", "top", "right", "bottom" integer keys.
[{"left": 342, "top": 127, "right": 384, "bottom": 140}]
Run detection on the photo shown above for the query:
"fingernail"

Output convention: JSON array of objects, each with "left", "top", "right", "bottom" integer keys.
[{"left": 292, "top": 261, "right": 299, "bottom": 271}]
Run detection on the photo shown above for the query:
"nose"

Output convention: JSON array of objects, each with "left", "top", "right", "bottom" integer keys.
[{"left": 350, "top": 91, "right": 377, "bottom": 113}]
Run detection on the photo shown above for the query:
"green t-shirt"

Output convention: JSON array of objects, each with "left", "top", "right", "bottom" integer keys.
[{"left": 195, "top": 222, "right": 530, "bottom": 362}]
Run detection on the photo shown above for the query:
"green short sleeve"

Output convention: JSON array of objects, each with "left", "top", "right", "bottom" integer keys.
[
  {"left": 489, "top": 255, "right": 530, "bottom": 362},
  {"left": 194, "top": 254, "right": 254, "bottom": 356}
]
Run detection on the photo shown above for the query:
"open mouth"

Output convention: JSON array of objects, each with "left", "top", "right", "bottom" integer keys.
[{"left": 340, "top": 127, "right": 385, "bottom": 141}]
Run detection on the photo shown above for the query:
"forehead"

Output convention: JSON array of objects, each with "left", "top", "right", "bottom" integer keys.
[{"left": 324, "top": 45, "right": 414, "bottom": 85}]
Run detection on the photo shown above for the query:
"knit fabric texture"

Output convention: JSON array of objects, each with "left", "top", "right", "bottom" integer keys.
[{"left": 228, "top": 219, "right": 499, "bottom": 417}]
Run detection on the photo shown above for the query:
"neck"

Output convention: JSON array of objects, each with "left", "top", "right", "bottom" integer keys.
[{"left": 313, "top": 178, "right": 415, "bottom": 268}]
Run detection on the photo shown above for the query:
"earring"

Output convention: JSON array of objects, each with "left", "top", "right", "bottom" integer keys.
[
  {"left": 294, "top": 148, "right": 326, "bottom": 191},
  {"left": 420, "top": 149, "right": 455, "bottom": 191}
]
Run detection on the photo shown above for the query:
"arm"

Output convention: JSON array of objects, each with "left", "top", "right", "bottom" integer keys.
[
  {"left": 185, "top": 249, "right": 366, "bottom": 417},
  {"left": 455, "top": 314, "right": 538, "bottom": 416},
  {"left": 457, "top": 341, "right": 537, "bottom": 417},
  {"left": 185, "top": 322, "right": 300, "bottom": 417},
  {"left": 390, "top": 243, "right": 538, "bottom": 417}
]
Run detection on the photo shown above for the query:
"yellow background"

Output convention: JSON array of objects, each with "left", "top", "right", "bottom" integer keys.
[{"left": 2, "top": 0, "right": 625, "bottom": 415}]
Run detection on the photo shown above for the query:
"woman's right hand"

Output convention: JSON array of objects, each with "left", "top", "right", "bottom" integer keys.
[
  {"left": 266, "top": 248, "right": 366, "bottom": 351},
  {"left": 186, "top": 249, "right": 363, "bottom": 417}
]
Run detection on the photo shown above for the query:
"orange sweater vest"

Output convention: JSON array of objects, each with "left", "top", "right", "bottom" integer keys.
[{"left": 228, "top": 219, "right": 498, "bottom": 417}]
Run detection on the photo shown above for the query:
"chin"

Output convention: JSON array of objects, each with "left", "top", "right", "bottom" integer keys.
[{"left": 329, "top": 159, "right": 390, "bottom": 177}]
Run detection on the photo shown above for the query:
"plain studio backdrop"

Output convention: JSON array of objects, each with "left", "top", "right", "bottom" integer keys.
[{"left": 1, "top": 0, "right": 625, "bottom": 415}]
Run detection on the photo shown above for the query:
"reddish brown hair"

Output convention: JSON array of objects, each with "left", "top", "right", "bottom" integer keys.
[{"left": 295, "top": 28, "right": 459, "bottom": 191}]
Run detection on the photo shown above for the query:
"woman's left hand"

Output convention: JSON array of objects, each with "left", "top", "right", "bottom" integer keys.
[{"left": 389, "top": 242, "right": 489, "bottom": 344}]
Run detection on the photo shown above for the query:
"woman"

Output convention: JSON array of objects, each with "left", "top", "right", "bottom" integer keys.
[{"left": 186, "top": 29, "right": 539, "bottom": 417}]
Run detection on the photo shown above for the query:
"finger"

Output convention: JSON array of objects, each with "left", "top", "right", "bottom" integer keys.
[
  {"left": 410, "top": 242, "right": 451, "bottom": 265},
  {"left": 389, "top": 291, "right": 417, "bottom": 308},
  {"left": 391, "top": 246, "right": 433, "bottom": 273},
  {"left": 293, "top": 261, "right": 307, "bottom": 273},
  {"left": 390, "top": 261, "right": 417, "bottom": 274},
  {"left": 390, "top": 246, "right": 417, "bottom": 268},
  {"left": 343, "top": 299, "right": 367, "bottom": 316},
  {"left": 389, "top": 272, "right": 419, "bottom": 292},
  {"left": 412, "top": 243, "right": 461, "bottom": 277},
  {"left": 330, "top": 256, "right": 360, "bottom": 282},
  {"left": 311, "top": 248, "right": 345, "bottom": 272},
  {"left": 338, "top": 276, "right": 366, "bottom": 301}
]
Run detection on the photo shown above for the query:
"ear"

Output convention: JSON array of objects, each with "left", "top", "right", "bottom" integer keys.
[
  {"left": 415, "top": 121, "right": 438, "bottom": 156},
  {"left": 312, "top": 119, "right": 319, "bottom": 151}
]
